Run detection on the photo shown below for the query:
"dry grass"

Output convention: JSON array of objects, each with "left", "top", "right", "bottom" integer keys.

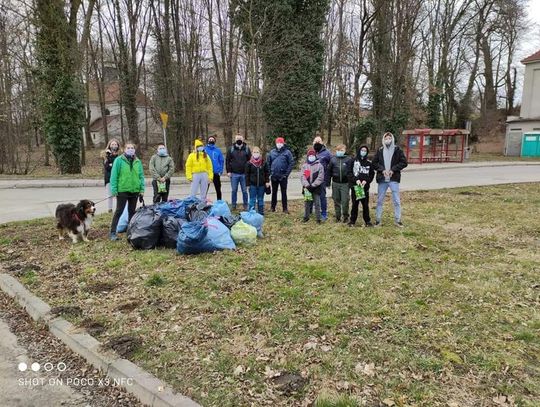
[{"left": 0, "top": 183, "right": 539, "bottom": 406}]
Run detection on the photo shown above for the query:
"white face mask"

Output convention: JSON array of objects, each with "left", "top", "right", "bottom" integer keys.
[
  {"left": 384, "top": 139, "right": 392, "bottom": 146},
  {"left": 308, "top": 155, "right": 316, "bottom": 163},
  {"left": 252, "top": 153, "right": 261, "bottom": 159},
  {"left": 276, "top": 143, "right": 284, "bottom": 149}
]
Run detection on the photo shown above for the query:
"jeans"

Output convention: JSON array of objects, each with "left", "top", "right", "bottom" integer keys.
[
  {"left": 350, "top": 187, "right": 371, "bottom": 225},
  {"left": 376, "top": 181, "right": 401, "bottom": 222},
  {"left": 212, "top": 173, "right": 222, "bottom": 200},
  {"left": 304, "top": 192, "right": 321, "bottom": 220},
  {"left": 231, "top": 173, "right": 248, "bottom": 208},
  {"left": 110, "top": 192, "right": 138, "bottom": 233},
  {"left": 152, "top": 179, "right": 171, "bottom": 203},
  {"left": 249, "top": 185, "right": 265, "bottom": 215},
  {"left": 271, "top": 176, "right": 288, "bottom": 211},
  {"left": 191, "top": 172, "right": 209, "bottom": 200},
  {"left": 331, "top": 182, "right": 349, "bottom": 220},
  {"left": 320, "top": 181, "right": 328, "bottom": 218}
]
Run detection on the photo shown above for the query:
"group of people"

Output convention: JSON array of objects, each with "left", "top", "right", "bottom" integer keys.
[{"left": 101, "top": 131, "right": 407, "bottom": 240}]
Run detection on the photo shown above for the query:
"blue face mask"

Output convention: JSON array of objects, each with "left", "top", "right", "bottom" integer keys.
[
  {"left": 308, "top": 155, "right": 316, "bottom": 163},
  {"left": 197, "top": 147, "right": 205, "bottom": 152},
  {"left": 125, "top": 148, "right": 135, "bottom": 157},
  {"left": 158, "top": 148, "right": 167, "bottom": 156},
  {"left": 336, "top": 151, "right": 345, "bottom": 157},
  {"left": 360, "top": 150, "right": 367, "bottom": 157}
]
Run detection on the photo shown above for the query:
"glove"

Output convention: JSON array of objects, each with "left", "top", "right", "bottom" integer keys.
[{"left": 306, "top": 186, "right": 314, "bottom": 193}]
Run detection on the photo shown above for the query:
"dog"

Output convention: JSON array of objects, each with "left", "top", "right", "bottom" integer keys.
[{"left": 55, "top": 200, "right": 96, "bottom": 243}]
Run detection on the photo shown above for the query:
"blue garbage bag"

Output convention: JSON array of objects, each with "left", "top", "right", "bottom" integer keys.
[
  {"left": 209, "top": 200, "right": 231, "bottom": 218},
  {"left": 159, "top": 196, "right": 202, "bottom": 219},
  {"left": 240, "top": 210, "right": 264, "bottom": 238},
  {"left": 176, "top": 217, "right": 235, "bottom": 255},
  {"left": 116, "top": 205, "right": 129, "bottom": 233}
]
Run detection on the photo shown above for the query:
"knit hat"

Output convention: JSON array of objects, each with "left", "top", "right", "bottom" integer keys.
[
  {"left": 275, "top": 137, "right": 285, "bottom": 144},
  {"left": 307, "top": 148, "right": 316, "bottom": 156}
]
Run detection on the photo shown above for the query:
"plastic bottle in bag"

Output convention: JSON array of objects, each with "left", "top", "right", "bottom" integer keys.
[
  {"left": 304, "top": 189, "right": 313, "bottom": 201},
  {"left": 354, "top": 185, "right": 365, "bottom": 200}
]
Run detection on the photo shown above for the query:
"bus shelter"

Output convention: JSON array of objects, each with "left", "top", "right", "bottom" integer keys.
[{"left": 403, "top": 129, "right": 469, "bottom": 164}]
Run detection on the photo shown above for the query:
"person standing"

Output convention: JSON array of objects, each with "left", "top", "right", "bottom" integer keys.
[
  {"left": 109, "top": 142, "right": 145, "bottom": 241},
  {"left": 186, "top": 139, "right": 213, "bottom": 201},
  {"left": 347, "top": 145, "right": 375, "bottom": 227},
  {"left": 300, "top": 148, "right": 325, "bottom": 223},
  {"left": 313, "top": 136, "right": 332, "bottom": 220},
  {"left": 326, "top": 144, "right": 352, "bottom": 223},
  {"left": 266, "top": 137, "right": 295, "bottom": 214},
  {"left": 372, "top": 132, "right": 408, "bottom": 227},
  {"left": 204, "top": 135, "right": 225, "bottom": 200},
  {"left": 101, "top": 138, "right": 121, "bottom": 213},
  {"left": 226, "top": 134, "right": 251, "bottom": 210},
  {"left": 245, "top": 146, "right": 270, "bottom": 215},
  {"left": 149, "top": 144, "right": 175, "bottom": 203}
]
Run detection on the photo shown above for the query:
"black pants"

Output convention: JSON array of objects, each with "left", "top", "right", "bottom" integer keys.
[
  {"left": 350, "top": 187, "right": 371, "bottom": 225},
  {"left": 271, "top": 177, "right": 288, "bottom": 211},
  {"left": 212, "top": 173, "right": 222, "bottom": 200},
  {"left": 152, "top": 179, "right": 171, "bottom": 203},
  {"left": 110, "top": 192, "right": 138, "bottom": 233}
]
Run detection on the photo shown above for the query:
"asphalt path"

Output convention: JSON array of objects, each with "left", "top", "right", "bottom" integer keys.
[{"left": 0, "top": 164, "right": 539, "bottom": 224}]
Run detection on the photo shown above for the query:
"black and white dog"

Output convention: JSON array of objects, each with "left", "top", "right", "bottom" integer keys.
[{"left": 55, "top": 200, "right": 96, "bottom": 243}]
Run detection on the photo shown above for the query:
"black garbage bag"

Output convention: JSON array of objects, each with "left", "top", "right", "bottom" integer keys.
[
  {"left": 186, "top": 202, "right": 211, "bottom": 222},
  {"left": 127, "top": 204, "right": 162, "bottom": 250},
  {"left": 218, "top": 214, "right": 240, "bottom": 229},
  {"left": 159, "top": 216, "right": 187, "bottom": 249}
]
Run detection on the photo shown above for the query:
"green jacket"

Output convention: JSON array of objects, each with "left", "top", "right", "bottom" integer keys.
[
  {"left": 149, "top": 154, "right": 175, "bottom": 180},
  {"left": 110, "top": 154, "right": 145, "bottom": 195}
]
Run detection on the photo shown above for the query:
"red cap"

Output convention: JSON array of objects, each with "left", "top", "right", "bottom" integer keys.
[
  {"left": 275, "top": 137, "right": 285, "bottom": 144},
  {"left": 307, "top": 148, "right": 316, "bottom": 156}
]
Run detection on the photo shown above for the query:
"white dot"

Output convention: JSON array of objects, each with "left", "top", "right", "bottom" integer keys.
[
  {"left": 44, "top": 362, "right": 54, "bottom": 372},
  {"left": 57, "top": 362, "right": 67, "bottom": 372},
  {"left": 31, "top": 362, "right": 40, "bottom": 372},
  {"left": 18, "top": 362, "right": 27, "bottom": 372}
]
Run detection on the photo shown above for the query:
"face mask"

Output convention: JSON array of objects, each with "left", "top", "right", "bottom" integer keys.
[
  {"left": 125, "top": 148, "right": 135, "bottom": 157},
  {"left": 384, "top": 139, "right": 392, "bottom": 146},
  {"left": 197, "top": 147, "right": 205, "bottom": 152},
  {"left": 110, "top": 145, "right": 119, "bottom": 152},
  {"left": 308, "top": 155, "right": 316, "bottom": 163},
  {"left": 360, "top": 150, "right": 367, "bottom": 157},
  {"left": 276, "top": 143, "right": 284, "bottom": 149},
  {"left": 336, "top": 151, "right": 345, "bottom": 157},
  {"left": 252, "top": 153, "right": 261, "bottom": 159},
  {"left": 158, "top": 148, "right": 167, "bottom": 156},
  {"left": 208, "top": 141, "right": 215, "bottom": 145},
  {"left": 313, "top": 143, "right": 323, "bottom": 152},
  {"left": 235, "top": 140, "right": 243, "bottom": 146}
]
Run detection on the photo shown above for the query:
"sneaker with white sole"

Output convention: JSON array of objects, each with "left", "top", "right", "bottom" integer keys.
[
  {"left": 395, "top": 221, "right": 404, "bottom": 228},
  {"left": 374, "top": 221, "right": 382, "bottom": 227}
]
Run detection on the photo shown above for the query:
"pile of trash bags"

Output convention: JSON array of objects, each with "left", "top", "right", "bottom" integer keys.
[{"left": 123, "top": 198, "right": 264, "bottom": 254}]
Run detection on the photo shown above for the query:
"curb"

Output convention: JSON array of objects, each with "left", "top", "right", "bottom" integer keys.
[{"left": 0, "top": 273, "right": 200, "bottom": 407}]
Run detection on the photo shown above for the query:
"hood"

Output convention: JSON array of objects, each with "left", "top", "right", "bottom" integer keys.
[
  {"left": 382, "top": 132, "right": 395, "bottom": 148},
  {"left": 205, "top": 142, "right": 218, "bottom": 150},
  {"left": 356, "top": 144, "right": 370, "bottom": 160},
  {"left": 194, "top": 139, "right": 204, "bottom": 149}
]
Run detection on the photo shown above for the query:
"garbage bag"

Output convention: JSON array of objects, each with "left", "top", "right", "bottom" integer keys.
[
  {"left": 209, "top": 200, "right": 231, "bottom": 218},
  {"left": 240, "top": 210, "right": 264, "bottom": 238},
  {"left": 116, "top": 205, "right": 129, "bottom": 233},
  {"left": 218, "top": 214, "right": 240, "bottom": 229},
  {"left": 127, "top": 205, "right": 162, "bottom": 250},
  {"left": 176, "top": 217, "right": 235, "bottom": 254},
  {"left": 231, "top": 220, "right": 257, "bottom": 246},
  {"left": 186, "top": 202, "right": 211, "bottom": 222},
  {"left": 159, "top": 196, "right": 202, "bottom": 219},
  {"left": 159, "top": 216, "right": 187, "bottom": 249}
]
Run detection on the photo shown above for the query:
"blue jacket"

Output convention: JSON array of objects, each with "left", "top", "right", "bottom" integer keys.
[
  {"left": 316, "top": 146, "right": 332, "bottom": 171},
  {"left": 204, "top": 144, "right": 224, "bottom": 174},
  {"left": 266, "top": 146, "right": 295, "bottom": 180}
]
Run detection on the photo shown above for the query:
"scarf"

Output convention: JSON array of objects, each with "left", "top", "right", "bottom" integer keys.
[{"left": 250, "top": 156, "right": 263, "bottom": 167}]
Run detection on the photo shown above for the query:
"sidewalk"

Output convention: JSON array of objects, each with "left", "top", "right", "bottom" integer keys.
[{"left": 1, "top": 161, "right": 538, "bottom": 189}]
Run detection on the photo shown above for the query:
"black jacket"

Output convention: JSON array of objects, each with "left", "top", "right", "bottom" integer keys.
[
  {"left": 371, "top": 146, "right": 408, "bottom": 183},
  {"left": 226, "top": 144, "right": 251, "bottom": 174},
  {"left": 103, "top": 151, "right": 118, "bottom": 185},
  {"left": 347, "top": 158, "right": 375, "bottom": 189},
  {"left": 326, "top": 155, "right": 352, "bottom": 185},
  {"left": 245, "top": 161, "right": 270, "bottom": 187}
]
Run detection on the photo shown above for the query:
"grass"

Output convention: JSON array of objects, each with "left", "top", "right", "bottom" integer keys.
[{"left": 0, "top": 183, "right": 539, "bottom": 406}]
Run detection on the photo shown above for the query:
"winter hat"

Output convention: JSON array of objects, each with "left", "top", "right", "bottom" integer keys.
[
  {"left": 307, "top": 148, "right": 316, "bottom": 157},
  {"left": 275, "top": 137, "right": 285, "bottom": 144}
]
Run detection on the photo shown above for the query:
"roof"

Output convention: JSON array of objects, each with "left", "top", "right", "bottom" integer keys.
[
  {"left": 506, "top": 116, "right": 540, "bottom": 124},
  {"left": 521, "top": 49, "right": 540, "bottom": 64},
  {"left": 87, "top": 81, "right": 152, "bottom": 106},
  {"left": 89, "top": 115, "right": 120, "bottom": 132},
  {"left": 402, "top": 128, "right": 469, "bottom": 135}
]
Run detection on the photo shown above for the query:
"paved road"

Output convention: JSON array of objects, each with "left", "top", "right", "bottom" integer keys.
[{"left": 0, "top": 163, "right": 539, "bottom": 224}]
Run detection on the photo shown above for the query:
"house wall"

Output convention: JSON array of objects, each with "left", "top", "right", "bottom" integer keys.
[
  {"left": 520, "top": 61, "right": 540, "bottom": 119},
  {"left": 505, "top": 121, "right": 540, "bottom": 156}
]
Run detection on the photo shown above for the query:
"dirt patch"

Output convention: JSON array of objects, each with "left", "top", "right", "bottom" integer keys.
[
  {"left": 271, "top": 373, "right": 308, "bottom": 396},
  {"left": 115, "top": 301, "right": 140, "bottom": 312},
  {"left": 84, "top": 281, "right": 118, "bottom": 293},
  {"left": 106, "top": 335, "right": 142, "bottom": 358},
  {"left": 80, "top": 319, "right": 106, "bottom": 336},
  {"left": 50, "top": 305, "right": 83, "bottom": 317}
]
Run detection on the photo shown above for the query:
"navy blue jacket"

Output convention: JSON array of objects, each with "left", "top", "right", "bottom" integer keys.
[{"left": 266, "top": 146, "right": 295, "bottom": 180}]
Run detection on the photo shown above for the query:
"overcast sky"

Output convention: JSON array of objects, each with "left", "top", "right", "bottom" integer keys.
[{"left": 518, "top": 1, "right": 540, "bottom": 60}]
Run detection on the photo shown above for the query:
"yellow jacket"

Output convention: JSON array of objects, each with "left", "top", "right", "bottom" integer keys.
[{"left": 185, "top": 139, "right": 214, "bottom": 181}]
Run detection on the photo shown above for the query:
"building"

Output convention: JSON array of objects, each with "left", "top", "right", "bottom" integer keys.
[
  {"left": 86, "top": 79, "right": 163, "bottom": 147},
  {"left": 505, "top": 49, "right": 540, "bottom": 157},
  {"left": 402, "top": 128, "right": 469, "bottom": 164}
]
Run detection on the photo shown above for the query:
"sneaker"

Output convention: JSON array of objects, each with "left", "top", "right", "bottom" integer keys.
[
  {"left": 342, "top": 216, "right": 349, "bottom": 224},
  {"left": 302, "top": 217, "right": 309, "bottom": 223},
  {"left": 347, "top": 222, "right": 355, "bottom": 227},
  {"left": 109, "top": 232, "right": 120, "bottom": 241},
  {"left": 316, "top": 219, "right": 321, "bottom": 224},
  {"left": 374, "top": 221, "right": 382, "bottom": 227},
  {"left": 335, "top": 217, "right": 341, "bottom": 222},
  {"left": 365, "top": 222, "right": 374, "bottom": 227},
  {"left": 395, "top": 221, "right": 404, "bottom": 228},
  {"left": 271, "top": 207, "right": 276, "bottom": 212},
  {"left": 232, "top": 205, "right": 237, "bottom": 210},
  {"left": 283, "top": 209, "right": 290, "bottom": 214}
]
